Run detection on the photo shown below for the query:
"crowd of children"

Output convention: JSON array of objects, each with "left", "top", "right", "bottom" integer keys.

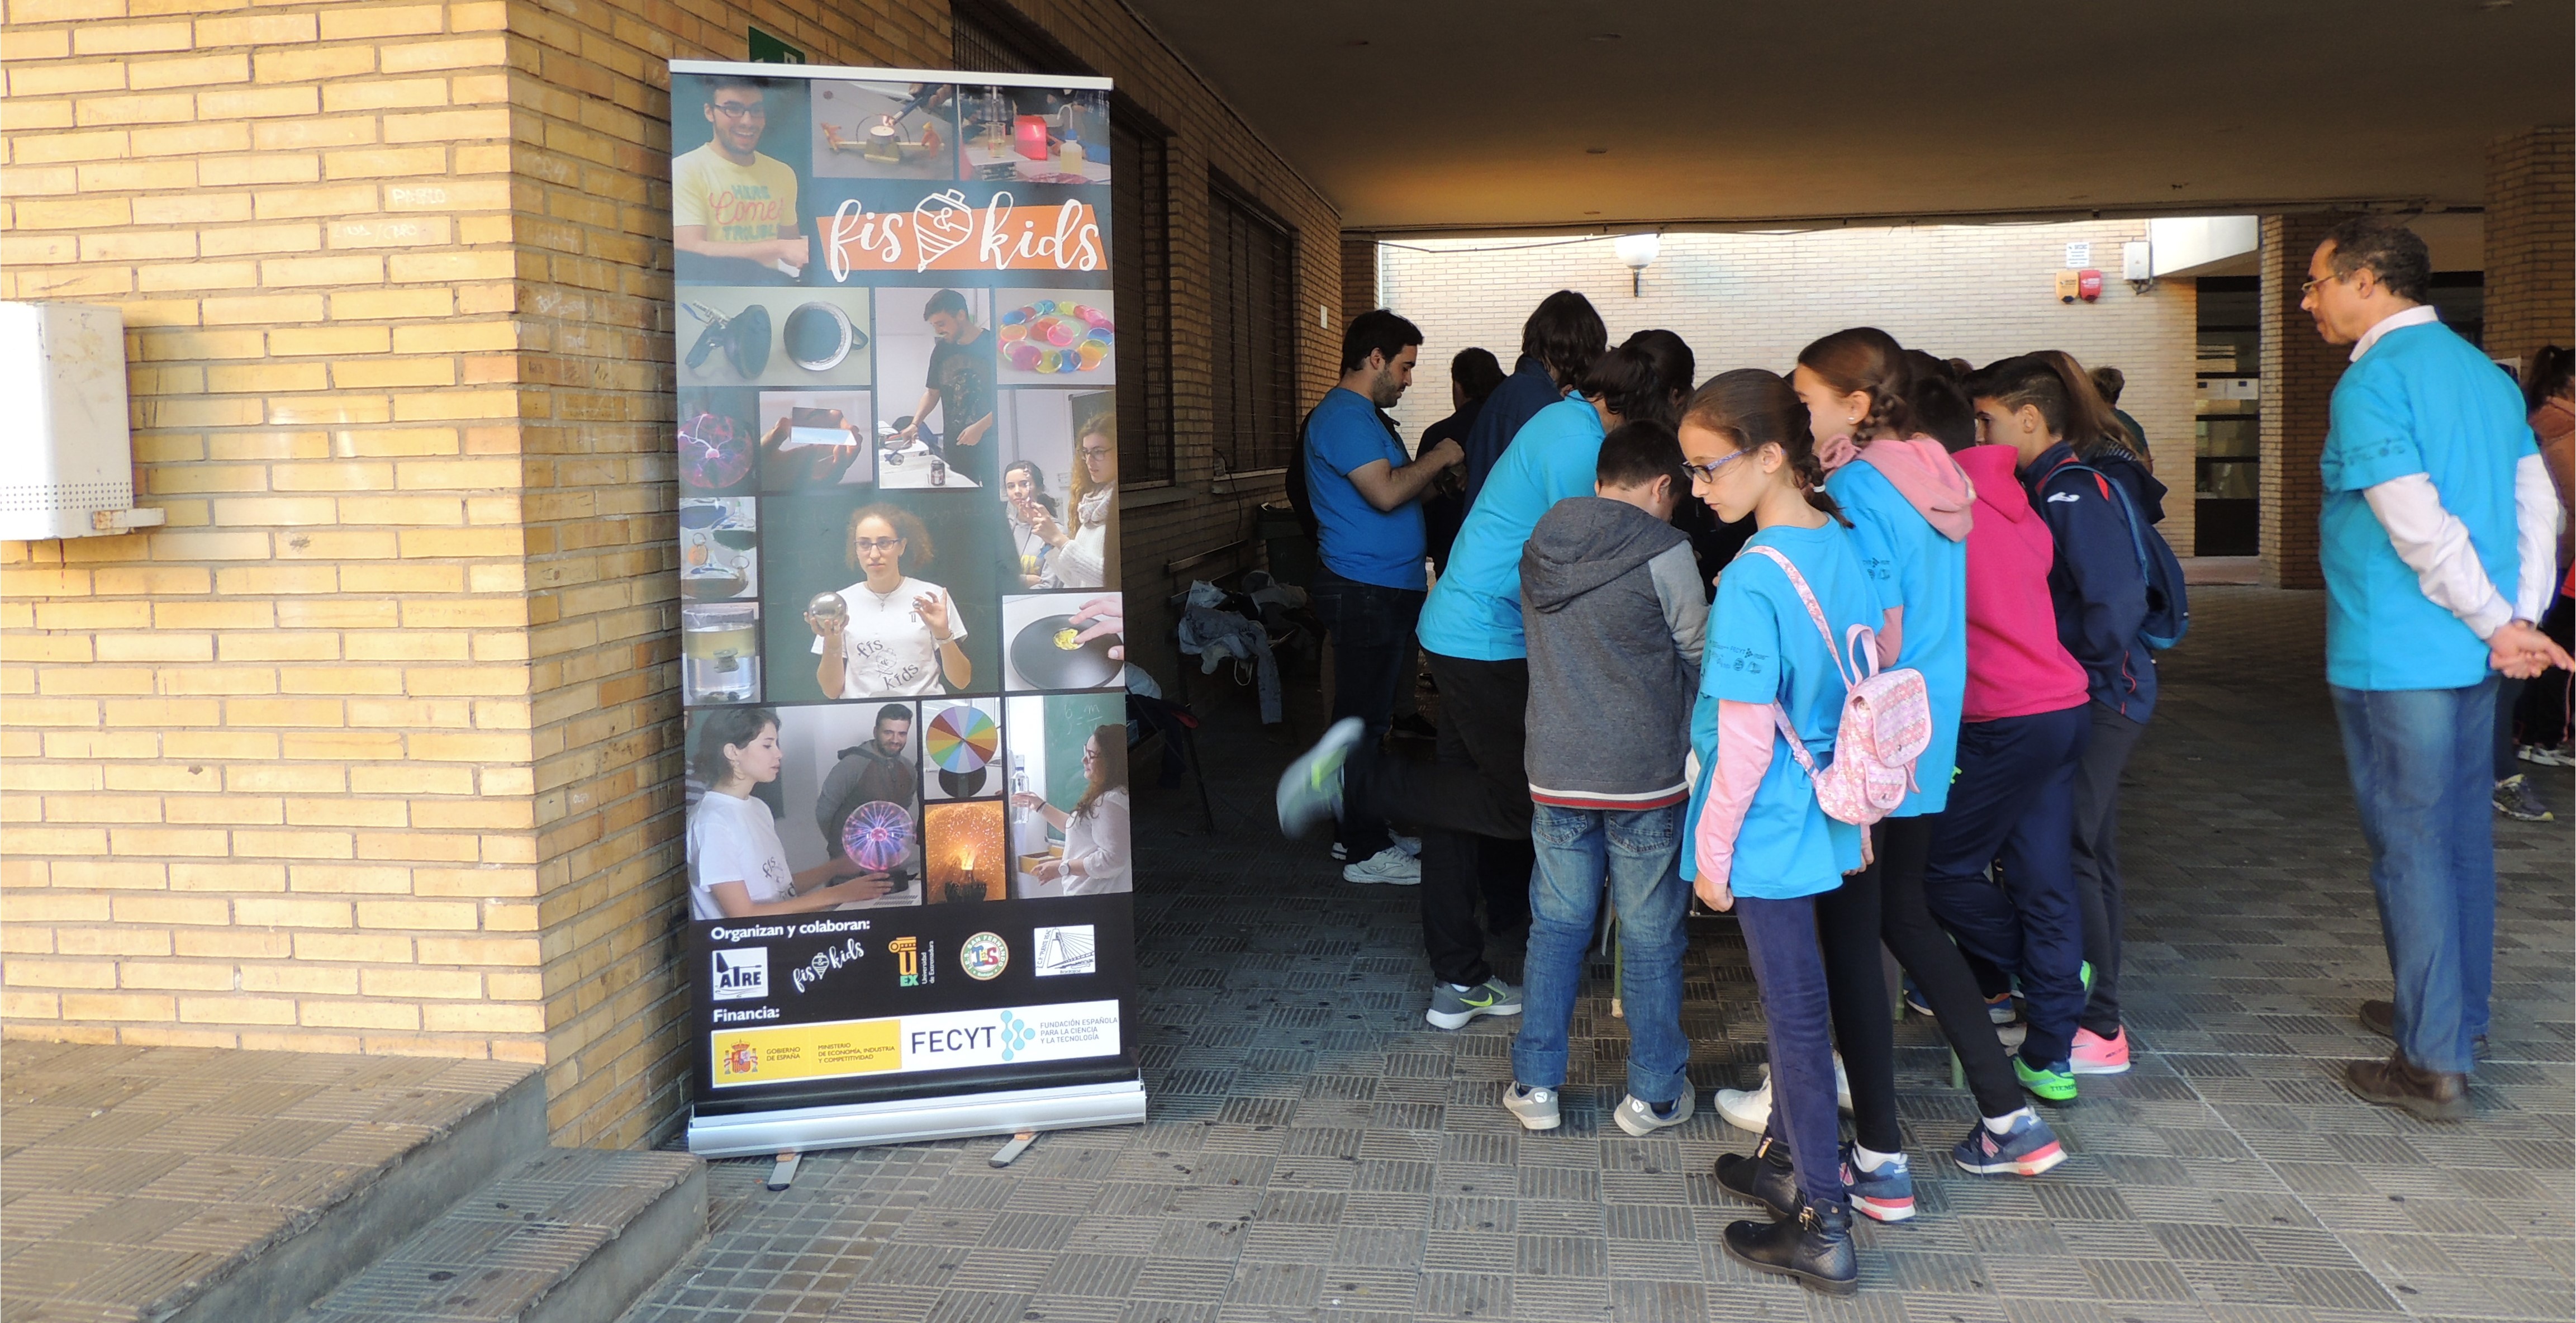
[
  {"left": 1276, "top": 310, "right": 2178, "bottom": 1293},
  {"left": 1275, "top": 218, "right": 2569, "bottom": 1295}
]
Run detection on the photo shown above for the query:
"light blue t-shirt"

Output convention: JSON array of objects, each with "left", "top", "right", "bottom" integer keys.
[
  {"left": 1417, "top": 397, "right": 1604, "bottom": 660},
  {"left": 1305, "top": 387, "right": 1427, "bottom": 591},
  {"left": 1681, "top": 523, "right": 1873, "bottom": 898},
  {"left": 2321, "top": 320, "right": 2535, "bottom": 691},
  {"left": 1823, "top": 459, "right": 1965, "bottom": 815}
]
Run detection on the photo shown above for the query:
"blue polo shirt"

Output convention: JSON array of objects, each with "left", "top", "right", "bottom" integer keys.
[
  {"left": 1823, "top": 459, "right": 1966, "bottom": 816},
  {"left": 1304, "top": 387, "right": 1426, "bottom": 591},
  {"left": 1417, "top": 396, "right": 1605, "bottom": 660},
  {"left": 2320, "top": 319, "right": 2534, "bottom": 691}
]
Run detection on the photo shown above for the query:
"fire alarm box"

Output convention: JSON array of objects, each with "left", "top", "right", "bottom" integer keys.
[
  {"left": 0, "top": 302, "right": 163, "bottom": 540},
  {"left": 2078, "top": 269, "right": 2104, "bottom": 302},
  {"left": 2055, "top": 271, "right": 2081, "bottom": 304}
]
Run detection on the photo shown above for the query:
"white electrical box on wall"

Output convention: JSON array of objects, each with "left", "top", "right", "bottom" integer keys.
[{"left": 0, "top": 301, "right": 161, "bottom": 540}]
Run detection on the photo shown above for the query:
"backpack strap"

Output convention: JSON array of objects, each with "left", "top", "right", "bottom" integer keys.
[
  {"left": 2041, "top": 459, "right": 2151, "bottom": 580},
  {"left": 1738, "top": 544, "right": 1874, "bottom": 780}
]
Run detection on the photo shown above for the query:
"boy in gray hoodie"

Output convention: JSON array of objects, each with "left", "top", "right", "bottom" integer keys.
[{"left": 1501, "top": 420, "right": 1709, "bottom": 1136}]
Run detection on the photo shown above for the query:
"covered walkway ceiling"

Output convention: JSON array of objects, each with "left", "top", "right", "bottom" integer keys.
[{"left": 1124, "top": 0, "right": 2573, "bottom": 233}]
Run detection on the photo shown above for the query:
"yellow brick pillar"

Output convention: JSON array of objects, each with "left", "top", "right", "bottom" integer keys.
[
  {"left": 0, "top": 0, "right": 970, "bottom": 1149},
  {"left": 2256, "top": 214, "right": 2354, "bottom": 592},
  {"left": 2483, "top": 126, "right": 2575, "bottom": 369}
]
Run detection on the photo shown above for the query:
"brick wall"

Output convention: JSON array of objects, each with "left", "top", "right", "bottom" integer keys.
[
  {"left": 2256, "top": 214, "right": 2347, "bottom": 591},
  {"left": 1338, "top": 233, "right": 1377, "bottom": 328},
  {"left": 1378, "top": 222, "right": 2199, "bottom": 554},
  {"left": 2484, "top": 127, "right": 2574, "bottom": 368},
  {"left": 0, "top": 0, "right": 1338, "bottom": 1147}
]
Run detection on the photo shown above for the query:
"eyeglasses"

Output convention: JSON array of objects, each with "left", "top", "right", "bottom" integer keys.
[
  {"left": 1079, "top": 445, "right": 1114, "bottom": 458},
  {"left": 2301, "top": 271, "right": 2347, "bottom": 297},
  {"left": 853, "top": 537, "right": 904, "bottom": 552},
  {"left": 1683, "top": 451, "right": 1750, "bottom": 483},
  {"left": 711, "top": 101, "right": 768, "bottom": 120}
]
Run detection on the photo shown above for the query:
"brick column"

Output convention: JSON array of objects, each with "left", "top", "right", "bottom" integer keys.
[
  {"left": 2257, "top": 214, "right": 2352, "bottom": 591},
  {"left": 2483, "top": 127, "right": 2575, "bottom": 368},
  {"left": 1339, "top": 233, "right": 1378, "bottom": 327}
]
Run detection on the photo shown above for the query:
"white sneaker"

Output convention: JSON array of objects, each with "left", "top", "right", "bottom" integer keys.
[
  {"left": 1503, "top": 1083, "right": 1560, "bottom": 1131},
  {"left": 1343, "top": 846, "right": 1420, "bottom": 885},
  {"left": 1713, "top": 1058, "right": 1857, "bottom": 1134},
  {"left": 1391, "top": 833, "right": 1422, "bottom": 857},
  {"left": 1613, "top": 1090, "right": 1694, "bottom": 1137}
]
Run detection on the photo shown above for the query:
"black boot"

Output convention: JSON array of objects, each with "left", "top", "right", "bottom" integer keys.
[
  {"left": 1713, "top": 1134, "right": 1800, "bottom": 1219},
  {"left": 1723, "top": 1199, "right": 1858, "bottom": 1296}
]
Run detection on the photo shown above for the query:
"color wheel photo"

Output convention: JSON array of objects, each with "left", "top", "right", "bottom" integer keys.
[{"left": 921, "top": 698, "right": 1004, "bottom": 801}]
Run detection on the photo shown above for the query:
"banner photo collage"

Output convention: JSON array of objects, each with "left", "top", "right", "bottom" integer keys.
[{"left": 672, "top": 61, "right": 1138, "bottom": 1121}]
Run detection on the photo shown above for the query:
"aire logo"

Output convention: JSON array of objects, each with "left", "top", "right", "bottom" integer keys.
[{"left": 711, "top": 947, "right": 769, "bottom": 1002}]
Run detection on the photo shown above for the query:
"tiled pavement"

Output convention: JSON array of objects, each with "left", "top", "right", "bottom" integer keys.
[{"left": 628, "top": 586, "right": 2574, "bottom": 1322}]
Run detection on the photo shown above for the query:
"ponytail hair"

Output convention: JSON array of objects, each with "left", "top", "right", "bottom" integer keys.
[
  {"left": 1795, "top": 326, "right": 1919, "bottom": 441},
  {"left": 1680, "top": 368, "right": 1850, "bottom": 528},
  {"left": 1581, "top": 344, "right": 1671, "bottom": 428},
  {"left": 1902, "top": 350, "right": 1977, "bottom": 454},
  {"left": 1963, "top": 350, "right": 2132, "bottom": 461}
]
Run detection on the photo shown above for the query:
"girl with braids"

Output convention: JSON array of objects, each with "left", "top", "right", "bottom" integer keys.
[
  {"left": 1733, "top": 329, "right": 2054, "bottom": 1220},
  {"left": 1967, "top": 351, "right": 2172, "bottom": 1087},
  {"left": 1675, "top": 369, "right": 1876, "bottom": 1294}
]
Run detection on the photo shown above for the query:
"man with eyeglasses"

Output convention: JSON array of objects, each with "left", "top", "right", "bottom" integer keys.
[
  {"left": 2302, "top": 214, "right": 2571, "bottom": 1122},
  {"left": 674, "top": 77, "right": 810, "bottom": 285}
]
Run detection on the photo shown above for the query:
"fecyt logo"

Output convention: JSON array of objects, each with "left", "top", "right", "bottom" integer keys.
[{"left": 711, "top": 947, "right": 769, "bottom": 1002}]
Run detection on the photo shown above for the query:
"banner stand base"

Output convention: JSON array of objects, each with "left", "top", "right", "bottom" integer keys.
[{"left": 686, "top": 1077, "right": 1147, "bottom": 1159}]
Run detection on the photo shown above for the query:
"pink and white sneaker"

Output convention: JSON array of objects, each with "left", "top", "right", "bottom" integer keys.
[{"left": 2070, "top": 1026, "right": 2131, "bottom": 1075}]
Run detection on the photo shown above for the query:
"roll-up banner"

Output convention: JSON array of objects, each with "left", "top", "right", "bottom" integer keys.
[{"left": 669, "top": 60, "right": 1143, "bottom": 1156}]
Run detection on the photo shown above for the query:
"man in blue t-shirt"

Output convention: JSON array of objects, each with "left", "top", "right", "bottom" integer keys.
[
  {"left": 2303, "top": 216, "right": 2570, "bottom": 1123},
  {"left": 1301, "top": 310, "right": 1462, "bottom": 882}
]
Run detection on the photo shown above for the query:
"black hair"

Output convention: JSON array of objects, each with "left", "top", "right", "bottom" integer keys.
[
  {"left": 874, "top": 704, "right": 911, "bottom": 731},
  {"left": 1622, "top": 328, "right": 1696, "bottom": 421},
  {"left": 692, "top": 706, "right": 780, "bottom": 788},
  {"left": 2089, "top": 364, "right": 2126, "bottom": 406},
  {"left": 1680, "top": 369, "right": 1849, "bottom": 527},
  {"left": 923, "top": 288, "right": 971, "bottom": 320},
  {"left": 1903, "top": 351, "right": 1978, "bottom": 454},
  {"left": 1963, "top": 352, "right": 2130, "bottom": 460},
  {"left": 1002, "top": 459, "right": 1059, "bottom": 517},
  {"left": 706, "top": 75, "right": 769, "bottom": 98},
  {"left": 1796, "top": 327, "right": 1919, "bottom": 440},
  {"left": 2524, "top": 345, "right": 2574, "bottom": 415},
  {"left": 1579, "top": 345, "right": 1668, "bottom": 427},
  {"left": 1451, "top": 347, "right": 1506, "bottom": 402},
  {"left": 1595, "top": 419, "right": 1688, "bottom": 493},
  {"left": 2321, "top": 215, "right": 2432, "bottom": 304},
  {"left": 1338, "top": 308, "right": 1423, "bottom": 373},
  {"left": 1520, "top": 290, "right": 1608, "bottom": 387}
]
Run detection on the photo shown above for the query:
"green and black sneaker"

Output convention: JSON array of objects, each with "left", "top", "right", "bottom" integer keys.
[{"left": 2015, "top": 1055, "right": 2078, "bottom": 1106}]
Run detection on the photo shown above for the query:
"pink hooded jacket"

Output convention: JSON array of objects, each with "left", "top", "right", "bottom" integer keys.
[{"left": 1955, "top": 444, "right": 2089, "bottom": 723}]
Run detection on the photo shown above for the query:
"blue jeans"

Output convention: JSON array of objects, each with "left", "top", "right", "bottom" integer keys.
[
  {"left": 1737, "top": 892, "right": 1846, "bottom": 1211},
  {"left": 1510, "top": 803, "right": 1689, "bottom": 1104},
  {"left": 2331, "top": 679, "right": 2497, "bottom": 1075}
]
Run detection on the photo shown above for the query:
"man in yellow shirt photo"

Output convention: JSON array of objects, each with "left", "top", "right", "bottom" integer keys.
[{"left": 675, "top": 77, "right": 812, "bottom": 286}]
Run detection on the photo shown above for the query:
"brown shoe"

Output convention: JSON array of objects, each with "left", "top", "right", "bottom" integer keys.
[
  {"left": 2358, "top": 999, "right": 2487, "bottom": 1060},
  {"left": 2344, "top": 1050, "right": 2471, "bottom": 1122}
]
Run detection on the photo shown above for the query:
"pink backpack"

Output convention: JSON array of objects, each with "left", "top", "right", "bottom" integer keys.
[{"left": 1739, "top": 546, "right": 1931, "bottom": 828}]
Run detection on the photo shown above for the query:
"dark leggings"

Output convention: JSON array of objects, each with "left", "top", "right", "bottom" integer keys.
[{"left": 1768, "top": 817, "right": 2024, "bottom": 1153}]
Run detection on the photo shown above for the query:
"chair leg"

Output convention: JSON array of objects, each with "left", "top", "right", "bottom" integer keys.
[{"left": 1182, "top": 723, "right": 1216, "bottom": 832}]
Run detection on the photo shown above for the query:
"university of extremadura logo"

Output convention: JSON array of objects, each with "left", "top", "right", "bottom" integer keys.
[
  {"left": 890, "top": 935, "right": 932, "bottom": 987},
  {"left": 959, "top": 931, "right": 1009, "bottom": 981}
]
